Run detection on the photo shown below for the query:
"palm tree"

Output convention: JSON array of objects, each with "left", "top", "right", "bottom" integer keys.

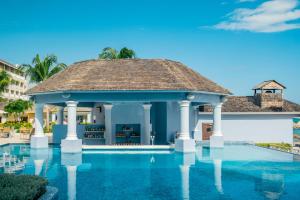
[
  {"left": 19, "top": 54, "right": 67, "bottom": 83},
  {"left": 98, "top": 47, "right": 136, "bottom": 60},
  {"left": 0, "top": 70, "right": 10, "bottom": 94},
  {"left": 98, "top": 47, "right": 118, "bottom": 59}
]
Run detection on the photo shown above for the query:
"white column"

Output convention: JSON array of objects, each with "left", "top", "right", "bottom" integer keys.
[
  {"left": 143, "top": 104, "right": 152, "bottom": 145},
  {"left": 57, "top": 107, "right": 64, "bottom": 125},
  {"left": 67, "top": 166, "right": 77, "bottom": 200},
  {"left": 104, "top": 104, "right": 113, "bottom": 145},
  {"left": 210, "top": 102, "right": 224, "bottom": 148},
  {"left": 91, "top": 107, "right": 96, "bottom": 124},
  {"left": 51, "top": 113, "right": 56, "bottom": 123},
  {"left": 213, "top": 103, "right": 223, "bottom": 136},
  {"left": 61, "top": 101, "right": 82, "bottom": 153},
  {"left": 178, "top": 101, "right": 190, "bottom": 140},
  {"left": 34, "top": 103, "right": 44, "bottom": 137},
  {"left": 31, "top": 103, "right": 48, "bottom": 148},
  {"left": 214, "top": 159, "right": 223, "bottom": 194},
  {"left": 193, "top": 106, "right": 201, "bottom": 141},
  {"left": 46, "top": 106, "right": 50, "bottom": 130},
  {"left": 1, "top": 115, "right": 7, "bottom": 123},
  {"left": 66, "top": 101, "right": 78, "bottom": 140},
  {"left": 87, "top": 112, "right": 92, "bottom": 124},
  {"left": 175, "top": 101, "right": 195, "bottom": 152}
]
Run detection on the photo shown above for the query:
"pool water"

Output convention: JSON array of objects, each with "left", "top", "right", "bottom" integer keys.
[{"left": 1, "top": 145, "right": 300, "bottom": 200}]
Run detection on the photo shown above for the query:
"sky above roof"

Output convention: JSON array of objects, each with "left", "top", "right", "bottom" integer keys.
[{"left": 1, "top": 0, "right": 299, "bottom": 102}]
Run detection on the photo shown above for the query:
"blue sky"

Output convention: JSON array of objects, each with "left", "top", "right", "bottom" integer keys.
[{"left": 1, "top": 0, "right": 300, "bottom": 102}]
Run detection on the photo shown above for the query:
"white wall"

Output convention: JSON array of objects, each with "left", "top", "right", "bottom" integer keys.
[
  {"left": 93, "top": 103, "right": 105, "bottom": 124},
  {"left": 197, "top": 114, "right": 299, "bottom": 144}
]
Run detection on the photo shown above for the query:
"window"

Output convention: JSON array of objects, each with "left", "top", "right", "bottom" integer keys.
[{"left": 198, "top": 106, "right": 205, "bottom": 112}]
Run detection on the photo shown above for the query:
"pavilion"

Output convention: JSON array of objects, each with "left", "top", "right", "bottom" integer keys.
[{"left": 27, "top": 59, "right": 231, "bottom": 153}]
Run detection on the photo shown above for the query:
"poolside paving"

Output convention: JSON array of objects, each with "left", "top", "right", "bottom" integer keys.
[
  {"left": 0, "top": 135, "right": 30, "bottom": 146},
  {"left": 82, "top": 144, "right": 174, "bottom": 150}
]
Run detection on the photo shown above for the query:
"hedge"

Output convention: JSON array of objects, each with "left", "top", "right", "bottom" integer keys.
[
  {"left": 0, "top": 174, "right": 48, "bottom": 200},
  {"left": 256, "top": 143, "right": 292, "bottom": 152}
]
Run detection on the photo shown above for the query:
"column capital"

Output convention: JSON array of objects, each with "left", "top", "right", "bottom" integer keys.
[
  {"left": 103, "top": 104, "right": 113, "bottom": 110},
  {"left": 178, "top": 100, "right": 190, "bottom": 107},
  {"left": 142, "top": 104, "right": 152, "bottom": 110},
  {"left": 66, "top": 101, "right": 78, "bottom": 107},
  {"left": 212, "top": 102, "right": 223, "bottom": 108}
]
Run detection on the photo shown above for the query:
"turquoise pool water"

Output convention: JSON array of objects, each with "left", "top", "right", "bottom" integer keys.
[{"left": 1, "top": 145, "right": 300, "bottom": 200}]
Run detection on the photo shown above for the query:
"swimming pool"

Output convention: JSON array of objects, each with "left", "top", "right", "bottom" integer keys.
[{"left": 1, "top": 144, "right": 300, "bottom": 200}]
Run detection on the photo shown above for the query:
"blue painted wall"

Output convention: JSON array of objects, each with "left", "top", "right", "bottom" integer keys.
[{"left": 151, "top": 102, "right": 167, "bottom": 144}]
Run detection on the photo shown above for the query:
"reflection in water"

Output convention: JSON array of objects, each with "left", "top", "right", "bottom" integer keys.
[
  {"left": 1, "top": 145, "right": 300, "bottom": 199},
  {"left": 0, "top": 145, "right": 30, "bottom": 173},
  {"left": 180, "top": 165, "right": 190, "bottom": 200},
  {"left": 179, "top": 153, "right": 195, "bottom": 200},
  {"left": 34, "top": 160, "right": 44, "bottom": 176},
  {"left": 30, "top": 148, "right": 52, "bottom": 177},
  {"left": 67, "top": 165, "right": 77, "bottom": 200},
  {"left": 213, "top": 159, "right": 223, "bottom": 194},
  {"left": 61, "top": 153, "right": 82, "bottom": 200},
  {"left": 256, "top": 173, "right": 284, "bottom": 200}
]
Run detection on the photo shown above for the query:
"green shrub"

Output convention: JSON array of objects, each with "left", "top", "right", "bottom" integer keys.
[
  {"left": 256, "top": 143, "right": 292, "bottom": 151},
  {"left": 0, "top": 174, "right": 48, "bottom": 200},
  {"left": 2, "top": 121, "right": 32, "bottom": 132}
]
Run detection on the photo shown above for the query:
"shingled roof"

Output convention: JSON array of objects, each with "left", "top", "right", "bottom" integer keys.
[
  {"left": 27, "top": 59, "right": 231, "bottom": 95},
  {"left": 253, "top": 80, "right": 286, "bottom": 90},
  {"left": 202, "top": 96, "right": 300, "bottom": 113}
]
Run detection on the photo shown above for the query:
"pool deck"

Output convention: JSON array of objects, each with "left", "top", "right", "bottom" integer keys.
[
  {"left": 0, "top": 135, "right": 174, "bottom": 150},
  {"left": 82, "top": 144, "right": 174, "bottom": 150},
  {"left": 0, "top": 135, "right": 30, "bottom": 146}
]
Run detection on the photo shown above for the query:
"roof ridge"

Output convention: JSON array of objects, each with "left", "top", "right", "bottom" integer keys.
[{"left": 162, "top": 60, "right": 195, "bottom": 90}]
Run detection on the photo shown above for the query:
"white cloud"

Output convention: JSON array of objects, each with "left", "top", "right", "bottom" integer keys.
[{"left": 215, "top": 0, "right": 300, "bottom": 32}]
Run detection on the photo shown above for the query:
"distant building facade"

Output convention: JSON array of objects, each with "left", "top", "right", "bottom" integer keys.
[
  {"left": 196, "top": 80, "right": 300, "bottom": 144},
  {"left": 0, "top": 59, "right": 28, "bottom": 100},
  {"left": 0, "top": 59, "right": 29, "bottom": 123}
]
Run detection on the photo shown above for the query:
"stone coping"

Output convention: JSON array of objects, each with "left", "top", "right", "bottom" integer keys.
[
  {"left": 39, "top": 186, "right": 58, "bottom": 200},
  {"left": 82, "top": 145, "right": 174, "bottom": 150}
]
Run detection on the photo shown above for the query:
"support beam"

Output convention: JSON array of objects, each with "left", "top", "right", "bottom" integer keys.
[
  {"left": 193, "top": 106, "right": 201, "bottom": 141},
  {"left": 61, "top": 101, "right": 82, "bottom": 153},
  {"left": 103, "top": 104, "right": 113, "bottom": 145},
  {"left": 57, "top": 107, "right": 64, "bottom": 124},
  {"left": 87, "top": 112, "right": 92, "bottom": 124},
  {"left": 143, "top": 104, "right": 152, "bottom": 145},
  {"left": 175, "top": 101, "right": 195, "bottom": 152},
  {"left": 51, "top": 112, "right": 56, "bottom": 123},
  {"left": 210, "top": 102, "right": 224, "bottom": 148},
  {"left": 31, "top": 103, "right": 48, "bottom": 149}
]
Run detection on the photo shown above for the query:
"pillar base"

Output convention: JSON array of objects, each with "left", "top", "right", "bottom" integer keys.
[
  {"left": 61, "top": 139, "right": 82, "bottom": 153},
  {"left": 175, "top": 139, "right": 195, "bottom": 153},
  {"left": 30, "top": 136, "right": 48, "bottom": 149},
  {"left": 210, "top": 135, "right": 224, "bottom": 148}
]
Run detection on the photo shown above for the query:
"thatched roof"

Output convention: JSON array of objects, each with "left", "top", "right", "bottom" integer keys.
[
  {"left": 202, "top": 96, "right": 300, "bottom": 113},
  {"left": 27, "top": 59, "right": 231, "bottom": 95}
]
